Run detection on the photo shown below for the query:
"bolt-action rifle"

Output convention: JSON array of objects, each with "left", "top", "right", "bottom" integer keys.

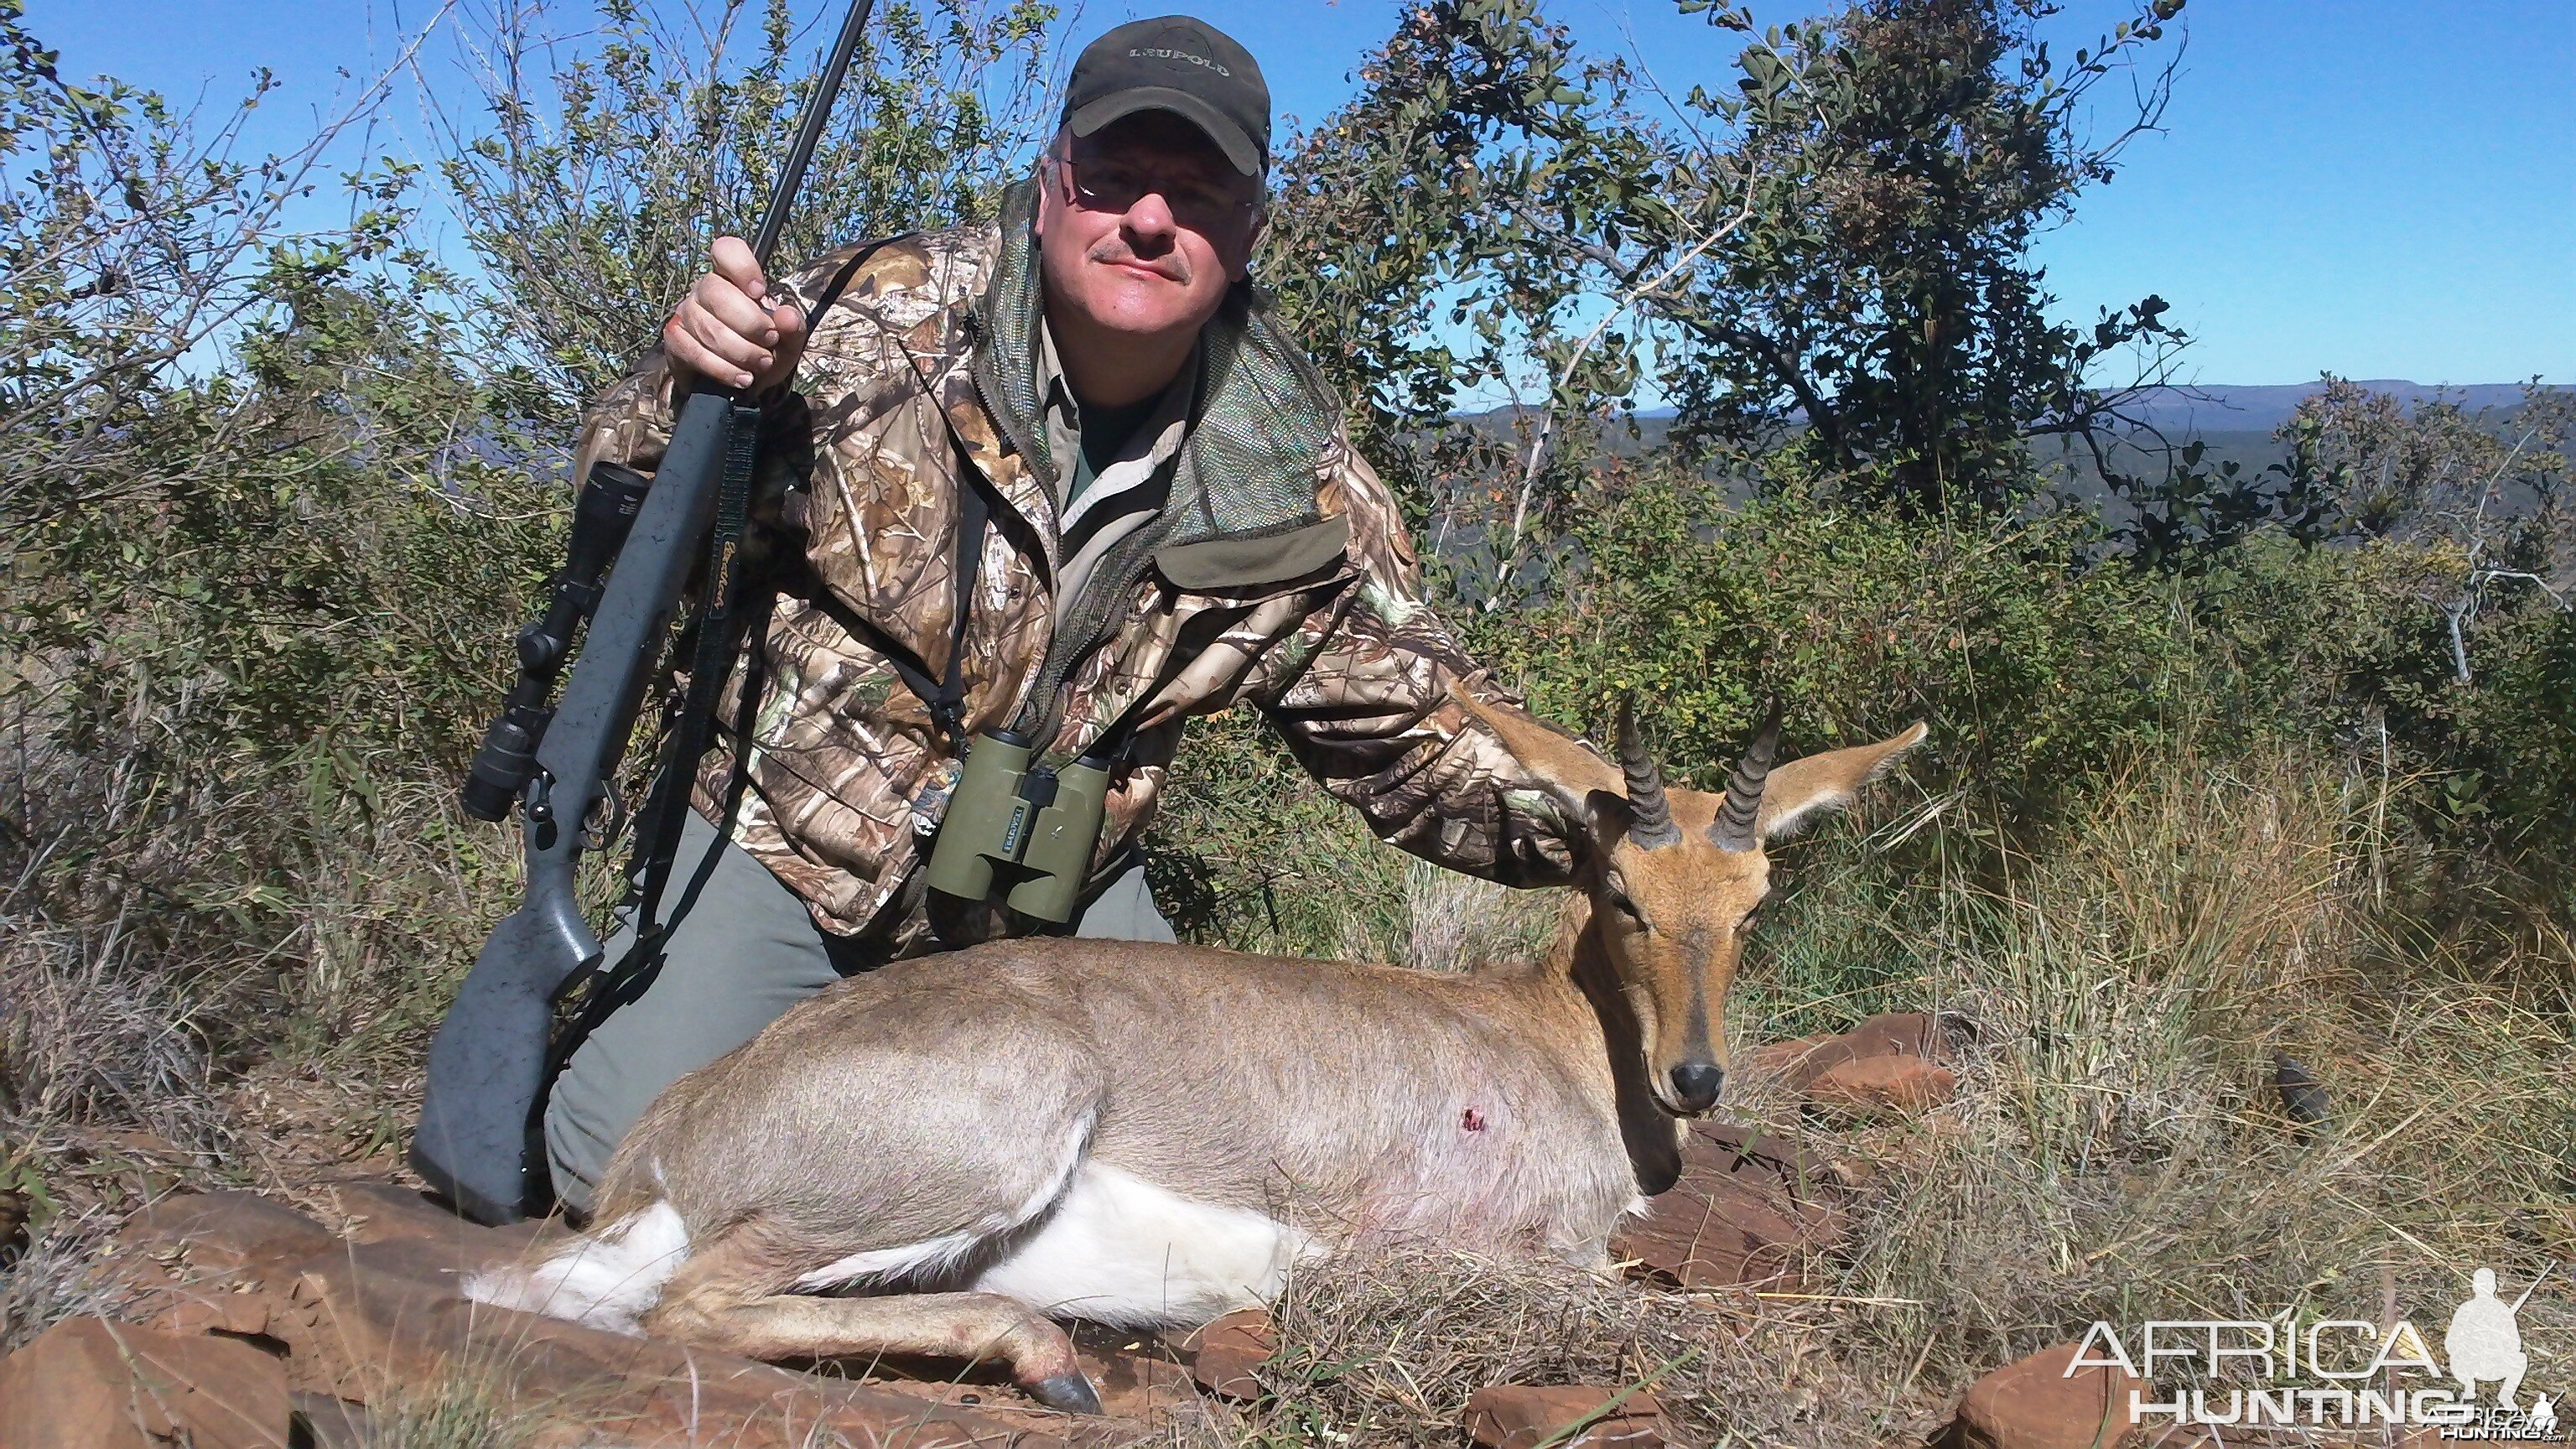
[{"left": 413, "top": 0, "right": 877, "bottom": 1226}]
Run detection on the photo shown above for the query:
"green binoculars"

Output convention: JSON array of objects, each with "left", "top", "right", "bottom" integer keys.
[{"left": 922, "top": 730, "right": 1113, "bottom": 923}]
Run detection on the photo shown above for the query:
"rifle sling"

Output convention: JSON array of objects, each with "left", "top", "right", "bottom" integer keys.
[
  {"left": 631, "top": 400, "right": 763, "bottom": 939},
  {"left": 527, "top": 397, "right": 764, "bottom": 1221},
  {"left": 620, "top": 238, "right": 908, "bottom": 939}
]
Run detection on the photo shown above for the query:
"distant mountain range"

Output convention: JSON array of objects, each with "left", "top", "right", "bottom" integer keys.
[
  {"left": 1457, "top": 381, "right": 2563, "bottom": 454},
  {"left": 1473, "top": 378, "right": 2555, "bottom": 433},
  {"left": 2085, "top": 382, "right": 2559, "bottom": 434},
  {"left": 1608, "top": 382, "right": 2555, "bottom": 430}
]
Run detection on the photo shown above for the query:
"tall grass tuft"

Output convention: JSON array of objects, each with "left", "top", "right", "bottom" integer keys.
[
  {"left": 342, "top": 1365, "right": 547, "bottom": 1449},
  {"left": 1784, "top": 748, "right": 2575, "bottom": 1389}
]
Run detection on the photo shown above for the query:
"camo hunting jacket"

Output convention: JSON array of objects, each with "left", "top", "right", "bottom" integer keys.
[{"left": 573, "top": 177, "right": 1583, "bottom": 954}]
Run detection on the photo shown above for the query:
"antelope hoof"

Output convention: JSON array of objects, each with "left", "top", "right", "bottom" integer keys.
[{"left": 1027, "top": 1369, "right": 1104, "bottom": 1415}]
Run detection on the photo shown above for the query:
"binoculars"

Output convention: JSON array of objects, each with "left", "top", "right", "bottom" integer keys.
[{"left": 922, "top": 730, "right": 1113, "bottom": 924}]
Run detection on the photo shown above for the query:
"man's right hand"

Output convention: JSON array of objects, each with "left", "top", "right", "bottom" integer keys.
[{"left": 663, "top": 236, "right": 808, "bottom": 397}]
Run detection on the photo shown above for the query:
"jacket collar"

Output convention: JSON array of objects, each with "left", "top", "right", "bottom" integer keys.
[{"left": 966, "top": 174, "right": 1352, "bottom": 590}]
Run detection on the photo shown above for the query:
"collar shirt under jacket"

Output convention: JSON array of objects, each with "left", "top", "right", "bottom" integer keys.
[{"left": 570, "top": 176, "right": 1583, "bottom": 958}]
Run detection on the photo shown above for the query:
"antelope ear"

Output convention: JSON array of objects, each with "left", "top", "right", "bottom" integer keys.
[
  {"left": 1584, "top": 789, "right": 1636, "bottom": 845},
  {"left": 1444, "top": 676, "right": 1620, "bottom": 824},
  {"left": 1755, "top": 722, "right": 1929, "bottom": 840}
]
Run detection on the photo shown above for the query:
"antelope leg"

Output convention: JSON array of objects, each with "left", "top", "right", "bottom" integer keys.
[{"left": 646, "top": 1232, "right": 1098, "bottom": 1413}]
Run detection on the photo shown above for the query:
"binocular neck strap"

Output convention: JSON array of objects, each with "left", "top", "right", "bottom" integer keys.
[
  {"left": 930, "top": 465, "right": 988, "bottom": 745},
  {"left": 888, "top": 334, "right": 1166, "bottom": 770}
]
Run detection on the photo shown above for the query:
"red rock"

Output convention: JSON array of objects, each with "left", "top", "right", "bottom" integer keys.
[
  {"left": 151, "top": 1280, "right": 279, "bottom": 1337},
  {"left": 115, "top": 1191, "right": 340, "bottom": 1340},
  {"left": 289, "top": 1393, "right": 377, "bottom": 1449},
  {"left": 1680, "top": 1121, "right": 1852, "bottom": 1192},
  {"left": 123, "top": 1190, "right": 338, "bottom": 1272},
  {"left": 1182, "top": 1307, "right": 1276, "bottom": 1399},
  {"left": 1951, "top": 1342, "right": 2148, "bottom": 1449},
  {"left": 1615, "top": 1123, "right": 1847, "bottom": 1289},
  {"left": 0, "top": 1316, "right": 292, "bottom": 1449},
  {"left": 1805, "top": 1053, "right": 1957, "bottom": 1114},
  {"left": 1748, "top": 1012, "right": 1946, "bottom": 1088},
  {"left": 1075, "top": 1346, "right": 1198, "bottom": 1421},
  {"left": 1742, "top": 1031, "right": 1840, "bottom": 1082},
  {"left": 1838, "top": 1010, "right": 1943, "bottom": 1059},
  {"left": 1466, "top": 1384, "right": 1668, "bottom": 1447},
  {"left": 1618, "top": 1174, "right": 1806, "bottom": 1288},
  {"left": 319, "top": 1181, "right": 562, "bottom": 1270}
]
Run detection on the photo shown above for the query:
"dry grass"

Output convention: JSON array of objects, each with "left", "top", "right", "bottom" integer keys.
[
  {"left": 344, "top": 1375, "right": 543, "bottom": 1449},
  {"left": 0, "top": 1210, "right": 138, "bottom": 1353},
  {"left": 1763, "top": 750, "right": 2576, "bottom": 1400},
  {"left": 1354, "top": 857, "right": 1563, "bottom": 975},
  {"left": 1239, "top": 1244, "right": 1876, "bottom": 1447},
  {"left": 0, "top": 724, "right": 517, "bottom": 1346}
]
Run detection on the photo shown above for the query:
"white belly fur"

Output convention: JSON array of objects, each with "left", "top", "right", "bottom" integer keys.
[{"left": 970, "top": 1163, "right": 1317, "bottom": 1327}]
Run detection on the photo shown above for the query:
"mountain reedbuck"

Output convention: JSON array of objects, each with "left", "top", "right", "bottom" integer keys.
[{"left": 469, "top": 690, "right": 1927, "bottom": 1412}]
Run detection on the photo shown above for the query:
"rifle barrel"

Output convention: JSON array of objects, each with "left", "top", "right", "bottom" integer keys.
[{"left": 750, "top": 0, "right": 878, "bottom": 268}]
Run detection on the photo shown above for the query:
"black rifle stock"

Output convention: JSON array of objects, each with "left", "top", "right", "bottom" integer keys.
[
  {"left": 413, "top": 0, "right": 876, "bottom": 1225},
  {"left": 414, "top": 390, "right": 744, "bottom": 1224}
]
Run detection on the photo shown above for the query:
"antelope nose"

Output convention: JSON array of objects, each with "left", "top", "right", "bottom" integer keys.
[{"left": 1669, "top": 1062, "right": 1725, "bottom": 1112}]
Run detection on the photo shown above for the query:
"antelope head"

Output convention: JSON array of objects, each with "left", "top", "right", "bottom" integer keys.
[{"left": 1455, "top": 685, "right": 1928, "bottom": 1117}]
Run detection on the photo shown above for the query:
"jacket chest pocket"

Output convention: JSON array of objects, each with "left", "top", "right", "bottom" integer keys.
[
  {"left": 794, "top": 406, "right": 1051, "bottom": 714},
  {"left": 1063, "top": 579, "right": 1346, "bottom": 746}
]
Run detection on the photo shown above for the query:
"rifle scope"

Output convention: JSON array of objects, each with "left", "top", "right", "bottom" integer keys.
[{"left": 460, "top": 461, "right": 652, "bottom": 822}]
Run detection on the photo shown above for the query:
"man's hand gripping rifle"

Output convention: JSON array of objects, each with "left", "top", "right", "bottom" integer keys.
[{"left": 413, "top": 0, "right": 877, "bottom": 1227}]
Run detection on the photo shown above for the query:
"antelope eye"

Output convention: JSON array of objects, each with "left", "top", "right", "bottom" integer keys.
[{"left": 1607, "top": 891, "right": 1647, "bottom": 926}]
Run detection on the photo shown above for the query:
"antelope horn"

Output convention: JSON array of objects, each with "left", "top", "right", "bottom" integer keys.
[
  {"left": 1711, "top": 698, "right": 1784, "bottom": 852},
  {"left": 1617, "top": 699, "right": 1680, "bottom": 849}
]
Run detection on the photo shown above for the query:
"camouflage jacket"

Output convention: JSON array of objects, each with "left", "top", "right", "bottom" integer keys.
[{"left": 574, "top": 177, "right": 1582, "bottom": 955}]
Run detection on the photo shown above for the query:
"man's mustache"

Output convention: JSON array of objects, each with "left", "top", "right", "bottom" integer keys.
[{"left": 1088, "top": 239, "right": 1189, "bottom": 283}]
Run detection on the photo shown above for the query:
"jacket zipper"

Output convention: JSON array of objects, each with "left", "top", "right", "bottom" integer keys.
[
  {"left": 1018, "top": 518, "right": 1175, "bottom": 753},
  {"left": 959, "top": 333, "right": 1161, "bottom": 756}
]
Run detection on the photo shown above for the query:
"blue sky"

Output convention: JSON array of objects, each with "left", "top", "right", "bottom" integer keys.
[{"left": 30, "top": 0, "right": 2574, "bottom": 387}]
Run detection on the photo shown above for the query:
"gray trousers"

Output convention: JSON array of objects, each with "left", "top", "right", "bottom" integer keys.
[{"left": 542, "top": 807, "right": 1174, "bottom": 1215}]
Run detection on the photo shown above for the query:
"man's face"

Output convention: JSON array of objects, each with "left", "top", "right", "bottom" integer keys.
[{"left": 1034, "top": 112, "right": 1263, "bottom": 346}]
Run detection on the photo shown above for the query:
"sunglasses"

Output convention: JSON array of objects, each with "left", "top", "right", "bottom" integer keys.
[{"left": 1047, "top": 150, "right": 1260, "bottom": 236}]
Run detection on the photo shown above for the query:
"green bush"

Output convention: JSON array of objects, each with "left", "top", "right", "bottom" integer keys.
[
  {"left": 1152, "top": 458, "right": 2576, "bottom": 958},
  {"left": 1471, "top": 466, "right": 2188, "bottom": 821}
]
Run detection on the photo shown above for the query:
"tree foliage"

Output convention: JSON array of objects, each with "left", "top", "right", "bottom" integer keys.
[
  {"left": 439, "top": 0, "right": 1059, "bottom": 418},
  {"left": 1252, "top": 0, "right": 2199, "bottom": 618},
  {"left": 1664, "top": 0, "right": 2193, "bottom": 512},
  {"left": 0, "top": 0, "right": 551, "bottom": 795}
]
